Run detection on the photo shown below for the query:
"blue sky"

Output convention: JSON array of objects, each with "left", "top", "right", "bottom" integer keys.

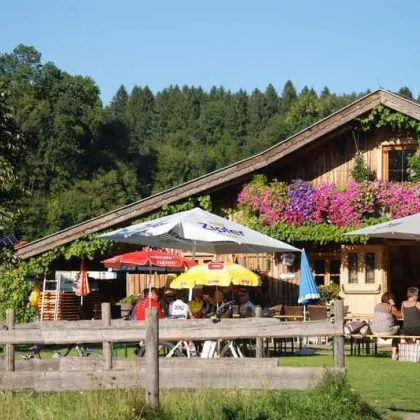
[{"left": 1, "top": 0, "right": 419, "bottom": 103}]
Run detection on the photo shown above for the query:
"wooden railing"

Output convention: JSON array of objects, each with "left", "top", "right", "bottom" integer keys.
[{"left": 0, "top": 301, "right": 345, "bottom": 407}]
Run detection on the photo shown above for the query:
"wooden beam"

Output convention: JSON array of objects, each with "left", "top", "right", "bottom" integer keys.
[
  {"left": 145, "top": 308, "right": 159, "bottom": 409},
  {"left": 0, "top": 357, "right": 280, "bottom": 373},
  {"left": 333, "top": 300, "right": 345, "bottom": 369},
  {"left": 0, "top": 319, "right": 342, "bottom": 345},
  {"left": 101, "top": 303, "right": 112, "bottom": 370},
  {"left": 0, "top": 363, "right": 344, "bottom": 392},
  {"left": 255, "top": 306, "right": 263, "bottom": 358},
  {"left": 5, "top": 309, "right": 15, "bottom": 372}
]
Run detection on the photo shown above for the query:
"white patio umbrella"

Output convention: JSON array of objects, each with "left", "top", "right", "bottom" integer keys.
[
  {"left": 99, "top": 207, "right": 299, "bottom": 254},
  {"left": 99, "top": 207, "right": 300, "bottom": 300},
  {"left": 345, "top": 213, "right": 420, "bottom": 240}
]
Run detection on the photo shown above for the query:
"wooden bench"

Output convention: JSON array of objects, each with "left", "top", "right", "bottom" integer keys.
[{"left": 348, "top": 334, "right": 420, "bottom": 356}]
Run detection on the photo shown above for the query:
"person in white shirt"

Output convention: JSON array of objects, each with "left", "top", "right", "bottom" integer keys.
[{"left": 169, "top": 291, "right": 191, "bottom": 318}]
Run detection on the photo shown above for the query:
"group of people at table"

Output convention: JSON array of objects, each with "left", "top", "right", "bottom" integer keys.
[
  {"left": 372, "top": 286, "right": 420, "bottom": 360},
  {"left": 132, "top": 287, "right": 256, "bottom": 321}
]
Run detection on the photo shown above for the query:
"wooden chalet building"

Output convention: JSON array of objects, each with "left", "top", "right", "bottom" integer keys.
[{"left": 16, "top": 89, "right": 420, "bottom": 316}]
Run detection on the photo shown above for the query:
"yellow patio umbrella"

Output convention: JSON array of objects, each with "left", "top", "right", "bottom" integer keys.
[{"left": 170, "top": 261, "right": 261, "bottom": 289}]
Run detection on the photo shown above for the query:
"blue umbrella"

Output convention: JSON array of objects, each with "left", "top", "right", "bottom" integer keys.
[
  {"left": 296, "top": 249, "right": 320, "bottom": 355},
  {"left": 298, "top": 249, "right": 320, "bottom": 305}
]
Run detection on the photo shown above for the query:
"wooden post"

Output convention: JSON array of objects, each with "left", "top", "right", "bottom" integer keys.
[
  {"left": 333, "top": 300, "right": 345, "bottom": 368},
  {"left": 5, "top": 308, "right": 15, "bottom": 372},
  {"left": 255, "top": 306, "right": 263, "bottom": 358},
  {"left": 102, "top": 303, "right": 112, "bottom": 370},
  {"left": 145, "top": 308, "right": 159, "bottom": 409}
]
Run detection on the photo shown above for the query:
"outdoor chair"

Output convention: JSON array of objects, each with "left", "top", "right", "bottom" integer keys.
[
  {"left": 279, "top": 306, "right": 304, "bottom": 352},
  {"left": 268, "top": 304, "right": 283, "bottom": 316},
  {"left": 307, "top": 305, "right": 327, "bottom": 345},
  {"left": 307, "top": 305, "right": 327, "bottom": 321},
  {"left": 283, "top": 306, "right": 303, "bottom": 320}
]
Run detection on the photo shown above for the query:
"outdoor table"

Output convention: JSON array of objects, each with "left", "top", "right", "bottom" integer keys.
[{"left": 273, "top": 315, "right": 304, "bottom": 320}]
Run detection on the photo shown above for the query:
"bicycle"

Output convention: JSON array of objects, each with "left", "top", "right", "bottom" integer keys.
[
  {"left": 18, "top": 345, "right": 43, "bottom": 360},
  {"left": 203, "top": 300, "right": 246, "bottom": 358},
  {"left": 136, "top": 301, "right": 245, "bottom": 358},
  {"left": 56, "top": 343, "right": 103, "bottom": 358},
  {"left": 136, "top": 314, "right": 196, "bottom": 357}
]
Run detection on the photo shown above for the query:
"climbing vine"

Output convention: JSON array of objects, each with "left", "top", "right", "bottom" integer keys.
[
  {"left": 357, "top": 105, "right": 420, "bottom": 135},
  {"left": 357, "top": 105, "right": 420, "bottom": 182}
]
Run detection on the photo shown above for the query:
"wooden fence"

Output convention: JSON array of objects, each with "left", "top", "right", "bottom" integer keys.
[{"left": 0, "top": 301, "right": 345, "bottom": 407}]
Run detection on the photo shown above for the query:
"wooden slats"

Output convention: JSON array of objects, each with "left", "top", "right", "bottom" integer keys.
[
  {"left": 0, "top": 358, "right": 343, "bottom": 392},
  {"left": 0, "top": 318, "right": 341, "bottom": 344}
]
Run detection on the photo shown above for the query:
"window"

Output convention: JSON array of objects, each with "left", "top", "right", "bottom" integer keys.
[
  {"left": 348, "top": 252, "right": 358, "bottom": 283},
  {"left": 310, "top": 256, "right": 341, "bottom": 286},
  {"left": 365, "top": 253, "right": 375, "bottom": 284},
  {"left": 314, "top": 260, "right": 326, "bottom": 287},
  {"left": 342, "top": 246, "right": 383, "bottom": 285},
  {"left": 330, "top": 260, "right": 341, "bottom": 285},
  {"left": 382, "top": 146, "right": 416, "bottom": 182}
]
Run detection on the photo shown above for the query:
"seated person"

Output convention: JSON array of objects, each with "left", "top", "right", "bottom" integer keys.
[
  {"left": 189, "top": 288, "right": 207, "bottom": 318},
  {"left": 371, "top": 292, "right": 400, "bottom": 360},
  {"left": 401, "top": 287, "right": 420, "bottom": 337},
  {"left": 238, "top": 288, "right": 256, "bottom": 318},
  {"left": 169, "top": 291, "right": 191, "bottom": 318},
  {"left": 134, "top": 288, "right": 164, "bottom": 321},
  {"left": 159, "top": 289, "right": 175, "bottom": 317}
]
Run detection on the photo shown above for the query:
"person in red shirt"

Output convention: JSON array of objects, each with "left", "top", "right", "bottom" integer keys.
[{"left": 133, "top": 288, "right": 164, "bottom": 321}]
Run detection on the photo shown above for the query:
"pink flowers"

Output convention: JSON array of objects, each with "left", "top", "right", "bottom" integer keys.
[{"left": 237, "top": 179, "right": 420, "bottom": 227}]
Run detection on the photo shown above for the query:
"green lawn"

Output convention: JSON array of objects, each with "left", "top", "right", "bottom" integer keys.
[
  {"left": 280, "top": 353, "right": 420, "bottom": 412},
  {"left": 4, "top": 347, "right": 419, "bottom": 418}
]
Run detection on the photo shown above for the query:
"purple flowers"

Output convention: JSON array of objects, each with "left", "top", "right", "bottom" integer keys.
[
  {"left": 284, "top": 180, "right": 315, "bottom": 225},
  {"left": 238, "top": 179, "right": 420, "bottom": 227}
]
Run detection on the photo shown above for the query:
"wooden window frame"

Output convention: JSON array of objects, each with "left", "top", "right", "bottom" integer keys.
[
  {"left": 309, "top": 254, "right": 341, "bottom": 286},
  {"left": 364, "top": 252, "right": 376, "bottom": 284},
  {"left": 382, "top": 144, "right": 416, "bottom": 182},
  {"left": 341, "top": 245, "right": 384, "bottom": 286},
  {"left": 348, "top": 252, "right": 358, "bottom": 284}
]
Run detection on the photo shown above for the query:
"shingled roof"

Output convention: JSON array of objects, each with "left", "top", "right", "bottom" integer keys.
[{"left": 16, "top": 89, "right": 420, "bottom": 259}]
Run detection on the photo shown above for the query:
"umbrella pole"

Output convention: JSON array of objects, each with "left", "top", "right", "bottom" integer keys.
[
  {"left": 188, "top": 242, "right": 197, "bottom": 302},
  {"left": 296, "top": 304, "right": 315, "bottom": 356},
  {"left": 149, "top": 262, "right": 152, "bottom": 308}
]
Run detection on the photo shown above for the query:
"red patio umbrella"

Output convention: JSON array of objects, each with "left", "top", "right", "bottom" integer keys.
[
  {"left": 75, "top": 259, "right": 90, "bottom": 305},
  {"left": 102, "top": 250, "right": 196, "bottom": 270},
  {"left": 102, "top": 250, "right": 196, "bottom": 308}
]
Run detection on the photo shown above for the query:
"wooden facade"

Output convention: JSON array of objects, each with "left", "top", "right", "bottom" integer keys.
[{"left": 266, "top": 128, "right": 418, "bottom": 187}]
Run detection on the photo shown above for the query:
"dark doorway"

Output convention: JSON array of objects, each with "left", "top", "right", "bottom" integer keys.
[{"left": 389, "top": 246, "right": 420, "bottom": 305}]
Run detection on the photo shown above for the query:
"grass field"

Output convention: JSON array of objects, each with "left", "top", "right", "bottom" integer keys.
[
  {"left": 0, "top": 373, "right": 382, "bottom": 420},
  {"left": 2, "top": 349, "right": 419, "bottom": 419},
  {"left": 280, "top": 353, "right": 420, "bottom": 413}
]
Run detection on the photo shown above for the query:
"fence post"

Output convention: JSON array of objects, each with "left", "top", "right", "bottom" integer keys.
[
  {"left": 333, "top": 300, "right": 345, "bottom": 368},
  {"left": 145, "top": 308, "right": 159, "bottom": 409},
  {"left": 5, "top": 308, "right": 15, "bottom": 372},
  {"left": 255, "top": 306, "right": 263, "bottom": 358},
  {"left": 102, "top": 303, "right": 112, "bottom": 370}
]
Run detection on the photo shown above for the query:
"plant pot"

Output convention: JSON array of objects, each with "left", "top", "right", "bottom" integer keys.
[{"left": 117, "top": 303, "right": 133, "bottom": 320}]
